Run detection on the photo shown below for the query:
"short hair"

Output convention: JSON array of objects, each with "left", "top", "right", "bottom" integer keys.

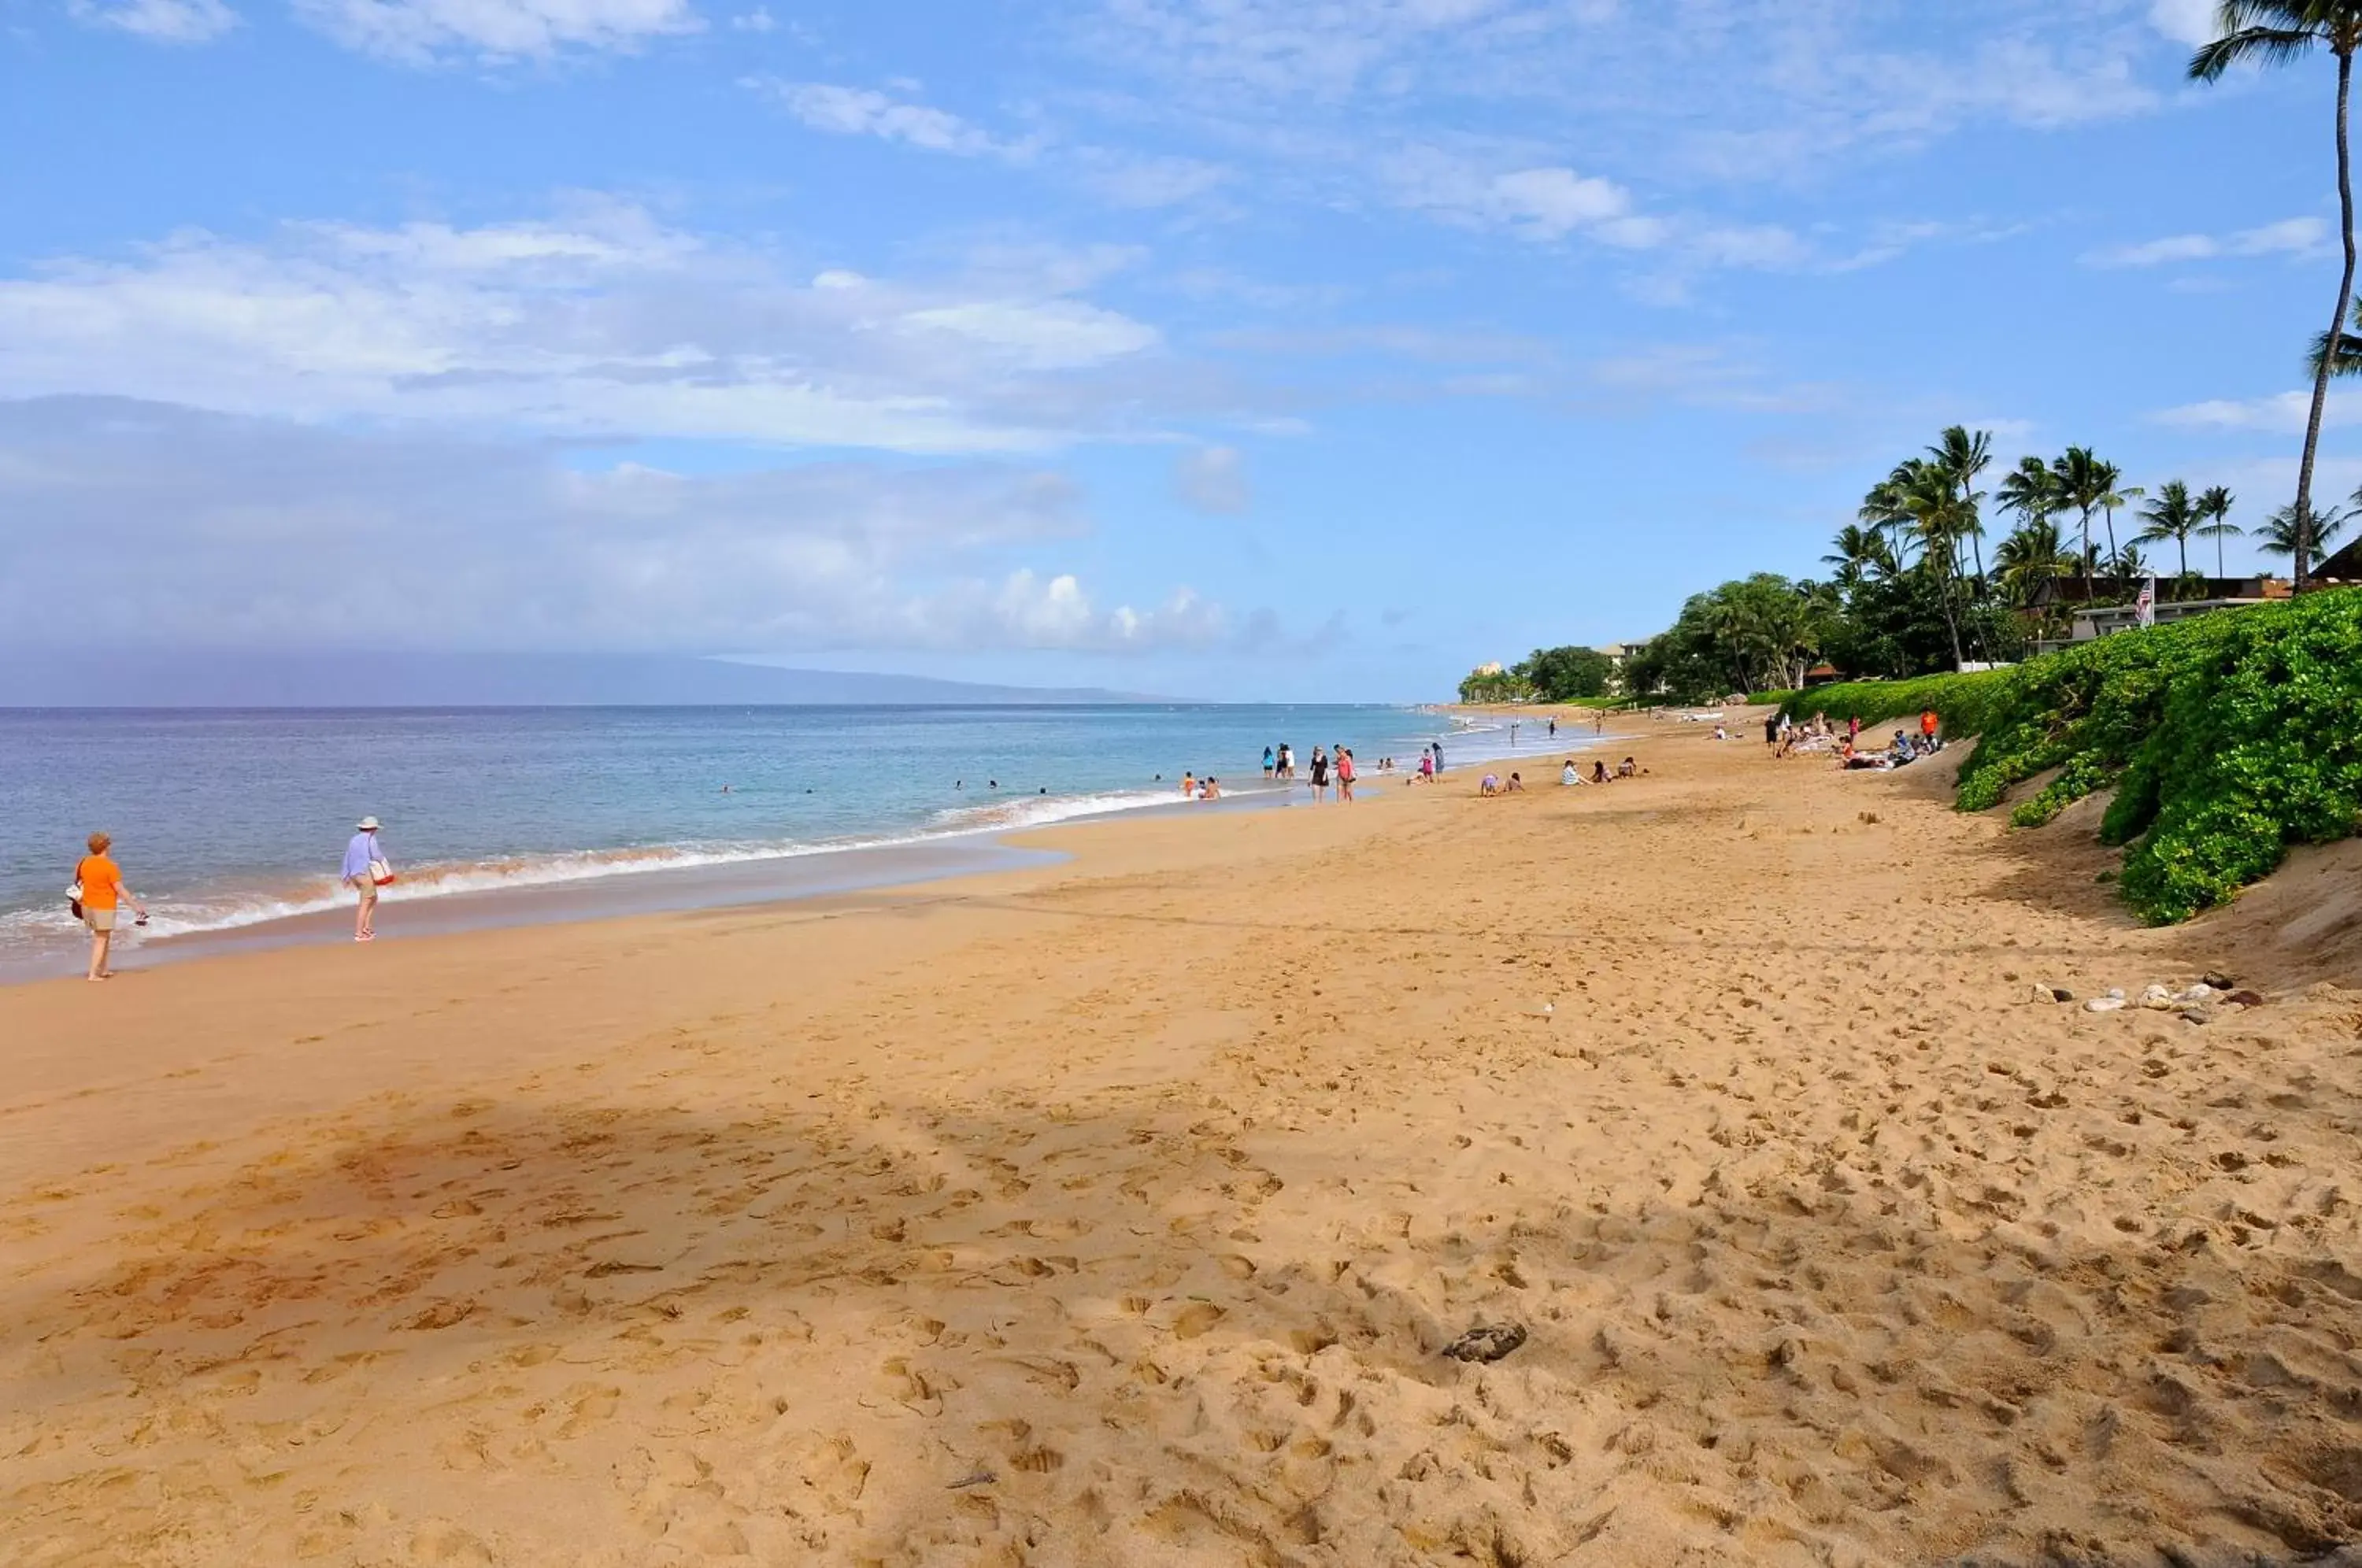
[{"left": 87, "top": 831, "right": 111, "bottom": 853}]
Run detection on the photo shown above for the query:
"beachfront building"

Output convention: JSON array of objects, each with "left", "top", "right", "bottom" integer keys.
[
  {"left": 1595, "top": 639, "right": 1650, "bottom": 695},
  {"left": 2312, "top": 539, "right": 2362, "bottom": 586},
  {"left": 2025, "top": 575, "right": 2288, "bottom": 656}
]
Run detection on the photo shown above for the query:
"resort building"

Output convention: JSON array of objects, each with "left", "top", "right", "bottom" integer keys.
[{"left": 2025, "top": 575, "right": 2288, "bottom": 656}]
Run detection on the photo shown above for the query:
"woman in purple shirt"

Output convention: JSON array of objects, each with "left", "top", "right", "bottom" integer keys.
[{"left": 342, "top": 816, "right": 388, "bottom": 942}]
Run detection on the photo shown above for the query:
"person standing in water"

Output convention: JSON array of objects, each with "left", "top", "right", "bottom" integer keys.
[
  {"left": 1335, "top": 745, "right": 1357, "bottom": 802},
  {"left": 73, "top": 831, "right": 147, "bottom": 982},
  {"left": 1262, "top": 745, "right": 1275, "bottom": 779},
  {"left": 1309, "top": 745, "right": 1331, "bottom": 801},
  {"left": 342, "top": 816, "right": 390, "bottom": 943}
]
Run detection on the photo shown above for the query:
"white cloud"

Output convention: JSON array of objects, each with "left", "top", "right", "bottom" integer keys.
[
  {"left": 1074, "top": 152, "right": 1230, "bottom": 209},
  {"left": 756, "top": 80, "right": 1026, "bottom": 159},
  {"left": 69, "top": 0, "right": 238, "bottom": 42},
  {"left": 903, "top": 299, "right": 1161, "bottom": 370},
  {"left": 2148, "top": 0, "right": 2216, "bottom": 47},
  {"left": 1586, "top": 343, "right": 1842, "bottom": 415},
  {"left": 981, "top": 571, "right": 1226, "bottom": 650},
  {"left": 730, "top": 4, "right": 772, "bottom": 28},
  {"left": 2085, "top": 216, "right": 2328, "bottom": 268},
  {"left": 0, "top": 397, "right": 1224, "bottom": 654},
  {"left": 1387, "top": 149, "right": 1647, "bottom": 242},
  {"left": 291, "top": 0, "right": 697, "bottom": 63},
  {"left": 2153, "top": 387, "right": 2362, "bottom": 433},
  {"left": 1173, "top": 445, "right": 1250, "bottom": 513},
  {"left": 0, "top": 205, "right": 1175, "bottom": 454}
]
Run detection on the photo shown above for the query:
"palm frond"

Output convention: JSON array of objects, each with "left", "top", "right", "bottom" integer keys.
[{"left": 2190, "top": 24, "right": 2324, "bottom": 83}]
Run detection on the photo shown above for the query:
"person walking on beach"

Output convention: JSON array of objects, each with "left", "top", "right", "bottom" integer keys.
[
  {"left": 1309, "top": 745, "right": 1331, "bottom": 801},
  {"left": 1336, "top": 746, "right": 1356, "bottom": 802},
  {"left": 342, "top": 816, "right": 390, "bottom": 943},
  {"left": 72, "top": 832, "right": 147, "bottom": 982},
  {"left": 1430, "top": 740, "right": 1445, "bottom": 776}
]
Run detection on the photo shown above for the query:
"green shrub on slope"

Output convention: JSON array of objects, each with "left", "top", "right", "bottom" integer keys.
[{"left": 1778, "top": 591, "right": 2362, "bottom": 923}]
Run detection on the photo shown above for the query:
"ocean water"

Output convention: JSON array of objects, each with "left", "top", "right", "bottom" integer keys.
[{"left": 0, "top": 704, "right": 1582, "bottom": 972}]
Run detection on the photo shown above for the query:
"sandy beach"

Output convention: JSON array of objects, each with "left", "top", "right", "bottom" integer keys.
[{"left": 9, "top": 712, "right": 2362, "bottom": 1566}]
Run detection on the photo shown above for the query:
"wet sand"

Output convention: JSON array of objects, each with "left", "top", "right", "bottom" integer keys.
[{"left": 8, "top": 715, "right": 2362, "bottom": 1566}]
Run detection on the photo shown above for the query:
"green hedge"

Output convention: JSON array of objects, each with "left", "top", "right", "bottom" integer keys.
[
  {"left": 1779, "top": 591, "right": 2362, "bottom": 924},
  {"left": 1778, "top": 669, "right": 2014, "bottom": 740}
]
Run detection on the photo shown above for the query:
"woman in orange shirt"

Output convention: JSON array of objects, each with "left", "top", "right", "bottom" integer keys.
[{"left": 75, "top": 831, "right": 148, "bottom": 982}]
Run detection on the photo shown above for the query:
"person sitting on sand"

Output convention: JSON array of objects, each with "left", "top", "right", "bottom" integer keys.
[
  {"left": 1617, "top": 756, "right": 1638, "bottom": 778},
  {"left": 1418, "top": 751, "right": 1435, "bottom": 784},
  {"left": 1561, "top": 759, "right": 1583, "bottom": 786},
  {"left": 1504, "top": 771, "right": 1524, "bottom": 793},
  {"left": 1199, "top": 776, "right": 1220, "bottom": 800},
  {"left": 1591, "top": 760, "right": 1612, "bottom": 784}
]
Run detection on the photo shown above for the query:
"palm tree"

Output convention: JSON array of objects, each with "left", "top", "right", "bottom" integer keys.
[
  {"left": 2196, "top": 485, "right": 2242, "bottom": 579},
  {"left": 2135, "top": 480, "right": 2202, "bottom": 596},
  {"left": 1994, "top": 517, "right": 2075, "bottom": 610},
  {"left": 2051, "top": 446, "right": 2109, "bottom": 600},
  {"left": 1927, "top": 425, "right": 1994, "bottom": 579},
  {"left": 1857, "top": 464, "right": 1923, "bottom": 570},
  {"left": 2309, "top": 294, "right": 2362, "bottom": 379},
  {"left": 1862, "top": 460, "right": 1971, "bottom": 669},
  {"left": 1822, "top": 523, "right": 1899, "bottom": 589},
  {"left": 2260, "top": 497, "right": 2354, "bottom": 560},
  {"left": 2095, "top": 461, "right": 2144, "bottom": 585},
  {"left": 1998, "top": 454, "right": 2060, "bottom": 530},
  {"left": 2191, "top": 2, "right": 2362, "bottom": 586}
]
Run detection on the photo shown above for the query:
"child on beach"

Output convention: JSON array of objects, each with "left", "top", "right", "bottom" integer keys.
[{"left": 1335, "top": 747, "right": 1356, "bottom": 802}]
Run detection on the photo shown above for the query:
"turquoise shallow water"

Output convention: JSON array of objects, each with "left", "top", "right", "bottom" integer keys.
[{"left": 0, "top": 704, "right": 1585, "bottom": 970}]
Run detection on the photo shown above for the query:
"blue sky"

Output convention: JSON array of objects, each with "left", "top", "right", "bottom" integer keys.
[{"left": 1, "top": 0, "right": 2349, "bottom": 699}]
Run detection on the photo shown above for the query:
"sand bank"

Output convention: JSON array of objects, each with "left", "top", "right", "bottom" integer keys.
[{"left": 7, "top": 719, "right": 2362, "bottom": 1566}]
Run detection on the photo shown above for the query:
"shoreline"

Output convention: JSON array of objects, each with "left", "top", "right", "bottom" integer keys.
[
  {"left": 14, "top": 710, "right": 2349, "bottom": 1563},
  {"left": 1, "top": 719, "right": 1602, "bottom": 987}
]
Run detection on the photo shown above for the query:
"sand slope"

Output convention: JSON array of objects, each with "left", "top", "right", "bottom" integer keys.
[{"left": 7, "top": 722, "right": 2362, "bottom": 1566}]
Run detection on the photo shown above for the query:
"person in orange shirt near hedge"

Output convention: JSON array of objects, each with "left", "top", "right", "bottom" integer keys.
[{"left": 74, "top": 831, "right": 147, "bottom": 982}]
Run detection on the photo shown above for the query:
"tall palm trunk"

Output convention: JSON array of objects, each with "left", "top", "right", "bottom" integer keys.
[
  {"left": 2299, "top": 49, "right": 2358, "bottom": 586},
  {"left": 2079, "top": 506, "right": 2094, "bottom": 600}
]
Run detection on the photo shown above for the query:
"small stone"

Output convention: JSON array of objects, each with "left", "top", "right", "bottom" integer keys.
[
  {"left": 2228, "top": 989, "right": 2266, "bottom": 1008},
  {"left": 2086, "top": 997, "right": 2125, "bottom": 1013},
  {"left": 2202, "top": 971, "right": 2237, "bottom": 991},
  {"left": 2179, "top": 1008, "right": 2213, "bottom": 1026},
  {"left": 1442, "top": 1323, "right": 1527, "bottom": 1363},
  {"left": 2139, "top": 984, "right": 2174, "bottom": 1008},
  {"left": 2179, "top": 983, "right": 2216, "bottom": 1003},
  {"left": 2105, "top": 988, "right": 2127, "bottom": 1000},
  {"left": 2047, "top": 986, "right": 2075, "bottom": 1003},
  {"left": 2027, "top": 984, "right": 2060, "bottom": 1005}
]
